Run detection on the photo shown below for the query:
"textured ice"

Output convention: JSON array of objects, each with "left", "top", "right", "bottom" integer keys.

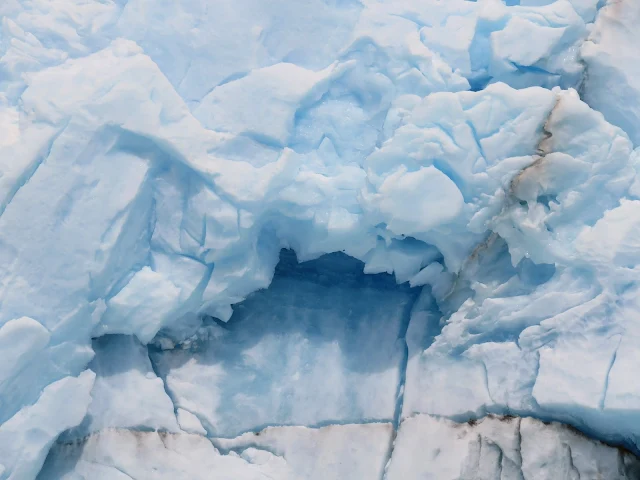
[
  {"left": 39, "top": 423, "right": 393, "bottom": 480},
  {"left": 386, "top": 414, "right": 640, "bottom": 479},
  {"left": 0, "top": 371, "right": 94, "bottom": 480},
  {"left": 581, "top": 0, "right": 640, "bottom": 145},
  {"left": 2, "top": 0, "right": 640, "bottom": 478},
  {"left": 40, "top": 415, "right": 640, "bottom": 480}
]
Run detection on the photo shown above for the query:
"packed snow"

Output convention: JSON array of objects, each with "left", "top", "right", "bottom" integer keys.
[{"left": 2, "top": 0, "right": 640, "bottom": 478}]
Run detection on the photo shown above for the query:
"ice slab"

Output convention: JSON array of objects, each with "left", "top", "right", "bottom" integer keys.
[
  {"left": 582, "top": 0, "right": 640, "bottom": 146},
  {"left": 39, "top": 423, "right": 392, "bottom": 480},
  {"left": 0, "top": 371, "right": 95, "bottom": 480},
  {"left": 386, "top": 414, "right": 640, "bottom": 480}
]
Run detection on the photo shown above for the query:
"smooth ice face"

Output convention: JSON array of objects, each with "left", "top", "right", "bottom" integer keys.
[
  {"left": 3, "top": 0, "right": 640, "bottom": 478},
  {"left": 150, "top": 250, "right": 417, "bottom": 437}
]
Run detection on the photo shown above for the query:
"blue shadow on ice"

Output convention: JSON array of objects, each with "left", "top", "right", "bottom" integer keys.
[{"left": 150, "top": 249, "right": 422, "bottom": 437}]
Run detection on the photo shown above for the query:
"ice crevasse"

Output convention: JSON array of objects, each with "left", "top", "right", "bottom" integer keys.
[{"left": 2, "top": 0, "right": 640, "bottom": 478}]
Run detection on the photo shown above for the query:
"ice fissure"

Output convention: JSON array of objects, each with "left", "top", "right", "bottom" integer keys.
[
  {"left": 146, "top": 345, "right": 181, "bottom": 426},
  {"left": 391, "top": 282, "right": 421, "bottom": 430}
]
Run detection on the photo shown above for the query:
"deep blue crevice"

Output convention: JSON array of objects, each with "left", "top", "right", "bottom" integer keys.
[{"left": 392, "top": 289, "right": 421, "bottom": 430}]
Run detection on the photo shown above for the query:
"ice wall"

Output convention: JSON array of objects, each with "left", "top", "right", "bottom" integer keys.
[
  {"left": 38, "top": 417, "right": 640, "bottom": 479},
  {"left": 2, "top": 0, "right": 640, "bottom": 478}
]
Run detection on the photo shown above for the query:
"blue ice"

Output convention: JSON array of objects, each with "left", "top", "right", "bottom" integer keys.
[{"left": 150, "top": 249, "right": 418, "bottom": 437}]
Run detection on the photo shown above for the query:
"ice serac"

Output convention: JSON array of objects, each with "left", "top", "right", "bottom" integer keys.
[{"left": 2, "top": 0, "right": 640, "bottom": 478}]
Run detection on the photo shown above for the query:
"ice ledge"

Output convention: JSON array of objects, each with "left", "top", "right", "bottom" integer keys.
[{"left": 39, "top": 415, "right": 640, "bottom": 480}]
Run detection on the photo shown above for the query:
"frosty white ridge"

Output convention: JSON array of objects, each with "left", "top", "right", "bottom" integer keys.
[{"left": 1, "top": 0, "right": 640, "bottom": 478}]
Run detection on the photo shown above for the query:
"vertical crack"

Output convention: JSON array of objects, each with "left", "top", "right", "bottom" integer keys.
[
  {"left": 599, "top": 335, "right": 622, "bottom": 410},
  {"left": 515, "top": 417, "right": 525, "bottom": 480},
  {"left": 565, "top": 443, "right": 582, "bottom": 480},
  {"left": 576, "top": 0, "right": 617, "bottom": 100},
  {"left": 494, "top": 440, "right": 504, "bottom": 480},
  {"left": 381, "top": 289, "right": 421, "bottom": 480},
  {"left": 391, "top": 290, "right": 421, "bottom": 430},
  {"left": 147, "top": 345, "right": 180, "bottom": 426},
  {"left": 147, "top": 344, "right": 218, "bottom": 438}
]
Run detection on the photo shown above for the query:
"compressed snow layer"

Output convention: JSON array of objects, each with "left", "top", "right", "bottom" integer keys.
[
  {"left": 2, "top": 0, "right": 640, "bottom": 477},
  {"left": 40, "top": 415, "right": 640, "bottom": 480},
  {"left": 39, "top": 423, "right": 393, "bottom": 480},
  {"left": 386, "top": 414, "right": 640, "bottom": 480}
]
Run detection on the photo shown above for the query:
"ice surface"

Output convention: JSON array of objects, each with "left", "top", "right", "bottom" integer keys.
[
  {"left": 41, "top": 415, "right": 640, "bottom": 480},
  {"left": 0, "top": 371, "right": 94, "bottom": 480},
  {"left": 39, "top": 423, "right": 392, "bottom": 480},
  {"left": 2, "top": 0, "right": 640, "bottom": 478},
  {"left": 386, "top": 414, "right": 640, "bottom": 479},
  {"left": 401, "top": 86, "right": 640, "bottom": 451},
  {"left": 581, "top": 0, "right": 640, "bottom": 145}
]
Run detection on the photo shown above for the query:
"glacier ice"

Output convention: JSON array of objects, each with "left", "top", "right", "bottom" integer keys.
[
  {"left": 2, "top": 0, "right": 640, "bottom": 478},
  {"left": 386, "top": 414, "right": 640, "bottom": 479},
  {"left": 0, "top": 371, "right": 95, "bottom": 480},
  {"left": 38, "top": 416, "right": 640, "bottom": 480},
  {"left": 581, "top": 0, "right": 640, "bottom": 145},
  {"left": 40, "top": 423, "right": 394, "bottom": 480}
]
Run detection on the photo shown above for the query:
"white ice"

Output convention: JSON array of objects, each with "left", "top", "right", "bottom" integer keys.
[
  {"left": 39, "top": 423, "right": 392, "bottom": 480},
  {"left": 386, "top": 414, "right": 640, "bottom": 479}
]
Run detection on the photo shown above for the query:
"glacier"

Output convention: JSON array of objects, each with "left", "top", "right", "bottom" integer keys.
[{"left": 2, "top": 0, "right": 640, "bottom": 478}]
